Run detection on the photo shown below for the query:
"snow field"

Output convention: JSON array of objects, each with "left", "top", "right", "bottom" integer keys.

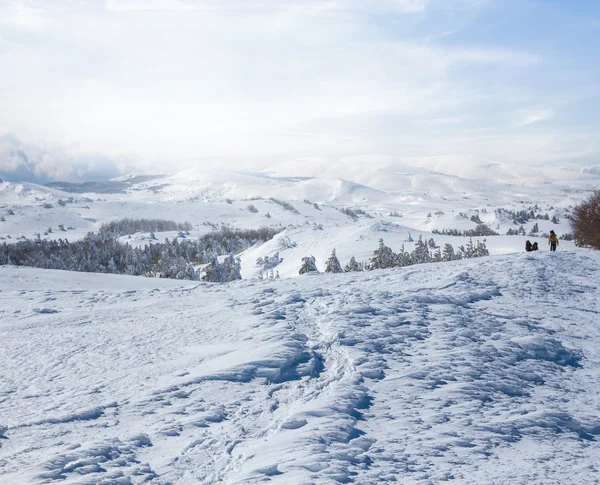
[{"left": 1, "top": 250, "right": 599, "bottom": 483}]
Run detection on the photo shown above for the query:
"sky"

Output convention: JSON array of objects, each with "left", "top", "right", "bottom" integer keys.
[{"left": 0, "top": 0, "right": 599, "bottom": 182}]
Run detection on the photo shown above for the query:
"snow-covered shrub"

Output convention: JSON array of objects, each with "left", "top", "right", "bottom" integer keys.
[
  {"left": 529, "top": 223, "right": 539, "bottom": 235},
  {"left": 277, "top": 236, "right": 296, "bottom": 250},
  {"left": 270, "top": 198, "right": 299, "bottom": 214},
  {"left": 247, "top": 204, "right": 259, "bottom": 213}
]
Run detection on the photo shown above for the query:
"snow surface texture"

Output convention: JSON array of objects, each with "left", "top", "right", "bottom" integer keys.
[{"left": 1, "top": 251, "right": 599, "bottom": 484}]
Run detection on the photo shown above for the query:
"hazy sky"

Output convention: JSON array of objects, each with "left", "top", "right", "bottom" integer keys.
[{"left": 1, "top": 0, "right": 599, "bottom": 181}]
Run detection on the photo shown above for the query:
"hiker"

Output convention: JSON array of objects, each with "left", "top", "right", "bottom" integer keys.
[
  {"left": 525, "top": 240, "right": 533, "bottom": 252},
  {"left": 532, "top": 242, "right": 539, "bottom": 251},
  {"left": 548, "top": 230, "right": 559, "bottom": 252}
]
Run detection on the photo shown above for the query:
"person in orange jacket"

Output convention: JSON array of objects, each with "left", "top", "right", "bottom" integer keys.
[{"left": 548, "top": 230, "right": 559, "bottom": 252}]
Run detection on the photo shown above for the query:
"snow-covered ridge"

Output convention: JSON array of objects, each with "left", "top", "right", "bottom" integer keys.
[{"left": 1, "top": 251, "right": 599, "bottom": 483}]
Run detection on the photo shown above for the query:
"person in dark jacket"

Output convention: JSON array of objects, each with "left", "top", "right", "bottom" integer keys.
[
  {"left": 532, "top": 242, "right": 539, "bottom": 251},
  {"left": 525, "top": 240, "right": 533, "bottom": 252}
]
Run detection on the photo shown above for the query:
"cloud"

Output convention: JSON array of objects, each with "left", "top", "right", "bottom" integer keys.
[
  {"left": 0, "top": 133, "right": 131, "bottom": 184},
  {"left": 0, "top": 0, "right": 597, "bottom": 169},
  {"left": 104, "top": 0, "right": 428, "bottom": 13},
  {"left": 516, "top": 110, "right": 554, "bottom": 128}
]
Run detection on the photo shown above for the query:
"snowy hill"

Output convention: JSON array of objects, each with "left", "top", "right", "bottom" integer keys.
[
  {"left": 1, "top": 161, "right": 597, "bottom": 278},
  {"left": 1, "top": 251, "right": 599, "bottom": 484}
]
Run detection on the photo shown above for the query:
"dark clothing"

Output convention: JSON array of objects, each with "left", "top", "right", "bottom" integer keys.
[
  {"left": 550, "top": 242, "right": 557, "bottom": 252},
  {"left": 532, "top": 243, "right": 539, "bottom": 251}
]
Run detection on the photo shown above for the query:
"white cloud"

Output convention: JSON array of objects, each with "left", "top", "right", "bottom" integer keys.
[
  {"left": 0, "top": 133, "right": 133, "bottom": 183},
  {"left": 516, "top": 110, "right": 554, "bottom": 128},
  {"left": 104, "top": 0, "right": 428, "bottom": 13}
]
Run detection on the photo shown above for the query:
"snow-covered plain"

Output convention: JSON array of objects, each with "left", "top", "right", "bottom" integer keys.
[
  {"left": 1, "top": 251, "right": 600, "bottom": 484},
  {"left": 1, "top": 160, "right": 600, "bottom": 483}
]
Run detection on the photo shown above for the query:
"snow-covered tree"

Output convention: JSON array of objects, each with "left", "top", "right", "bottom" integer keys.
[
  {"left": 202, "top": 257, "right": 228, "bottom": 282},
  {"left": 344, "top": 256, "right": 363, "bottom": 272},
  {"left": 411, "top": 236, "right": 432, "bottom": 264},
  {"left": 371, "top": 239, "right": 395, "bottom": 269},
  {"left": 223, "top": 254, "right": 242, "bottom": 281},
  {"left": 325, "top": 249, "right": 343, "bottom": 273},
  {"left": 474, "top": 240, "right": 490, "bottom": 257},
  {"left": 299, "top": 256, "right": 318, "bottom": 275},
  {"left": 442, "top": 243, "right": 456, "bottom": 262}
]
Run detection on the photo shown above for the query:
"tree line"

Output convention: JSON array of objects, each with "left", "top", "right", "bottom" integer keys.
[
  {"left": 299, "top": 236, "right": 490, "bottom": 274},
  {"left": 1, "top": 224, "right": 282, "bottom": 282}
]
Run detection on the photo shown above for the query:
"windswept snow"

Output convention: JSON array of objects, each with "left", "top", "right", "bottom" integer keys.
[{"left": 1, "top": 251, "right": 600, "bottom": 484}]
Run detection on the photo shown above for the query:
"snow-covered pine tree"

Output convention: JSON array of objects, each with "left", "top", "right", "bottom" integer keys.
[
  {"left": 462, "top": 238, "right": 476, "bottom": 258},
  {"left": 202, "top": 256, "right": 228, "bottom": 282},
  {"left": 411, "top": 235, "right": 432, "bottom": 264},
  {"left": 325, "top": 249, "right": 343, "bottom": 273},
  {"left": 344, "top": 256, "right": 363, "bottom": 272},
  {"left": 474, "top": 240, "right": 490, "bottom": 257},
  {"left": 299, "top": 255, "right": 318, "bottom": 275},
  {"left": 223, "top": 254, "right": 242, "bottom": 281},
  {"left": 394, "top": 244, "right": 412, "bottom": 267},
  {"left": 442, "top": 243, "right": 456, "bottom": 262},
  {"left": 371, "top": 239, "right": 395, "bottom": 269}
]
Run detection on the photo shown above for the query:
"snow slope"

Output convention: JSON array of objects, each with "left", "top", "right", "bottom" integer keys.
[{"left": 1, "top": 250, "right": 599, "bottom": 484}]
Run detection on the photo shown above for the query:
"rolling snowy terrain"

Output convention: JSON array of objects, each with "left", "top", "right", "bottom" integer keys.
[
  {"left": 1, "top": 160, "right": 600, "bottom": 484},
  {"left": 1, "top": 159, "right": 597, "bottom": 278},
  {"left": 1, "top": 251, "right": 600, "bottom": 484}
]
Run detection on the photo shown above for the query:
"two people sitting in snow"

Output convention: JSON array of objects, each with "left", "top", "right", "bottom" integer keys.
[{"left": 525, "top": 240, "right": 539, "bottom": 252}]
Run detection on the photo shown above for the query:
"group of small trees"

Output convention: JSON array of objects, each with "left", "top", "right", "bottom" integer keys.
[
  {"left": 202, "top": 255, "right": 241, "bottom": 283},
  {"left": 1, "top": 224, "right": 281, "bottom": 282},
  {"left": 433, "top": 224, "right": 499, "bottom": 237},
  {"left": 495, "top": 207, "right": 554, "bottom": 225},
  {"left": 299, "top": 236, "right": 489, "bottom": 275},
  {"left": 256, "top": 252, "right": 283, "bottom": 270},
  {"left": 99, "top": 218, "right": 192, "bottom": 236}
]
